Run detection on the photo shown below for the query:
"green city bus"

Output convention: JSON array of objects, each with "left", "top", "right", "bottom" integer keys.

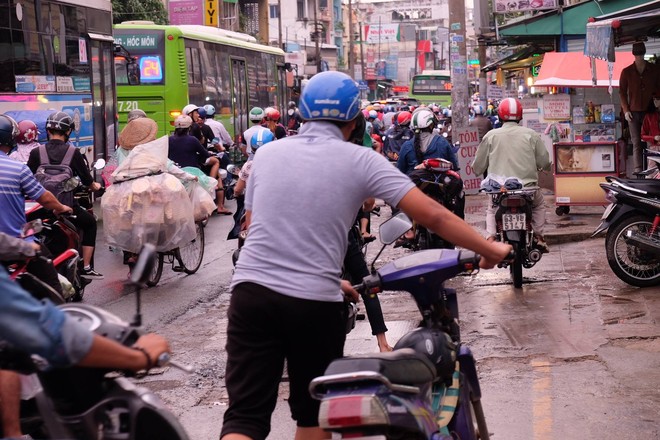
[
  {"left": 113, "top": 22, "right": 287, "bottom": 140},
  {"left": 408, "top": 70, "right": 452, "bottom": 107}
]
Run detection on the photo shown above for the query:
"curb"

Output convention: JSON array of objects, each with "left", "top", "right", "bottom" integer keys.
[{"left": 545, "top": 231, "right": 600, "bottom": 245}]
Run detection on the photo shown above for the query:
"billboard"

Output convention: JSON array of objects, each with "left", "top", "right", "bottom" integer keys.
[
  {"left": 494, "top": 0, "right": 557, "bottom": 13},
  {"left": 364, "top": 24, "right": 400, "bottom": 44},
  {"left": 169, "top": 0, "right": 203, "bottom": 25}
]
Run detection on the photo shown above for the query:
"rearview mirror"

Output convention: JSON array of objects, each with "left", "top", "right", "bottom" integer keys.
[
  {"left": 130, "top": 244, "right": 157, "bottom": 286},
  {"left": 379, "top": 212, "right": 413, "bottom": 245},
  {"left": 63, "top": 177, "right": 80, "bottom": 192},
  {"left": 127, "top": 61, "right": 141, "bottom": 85},
  {"left": 93, "top": 158, "right": 106, "bottom": 170},
  {"left": 21, "top": 219, "right": 43, "bottom": 238}
]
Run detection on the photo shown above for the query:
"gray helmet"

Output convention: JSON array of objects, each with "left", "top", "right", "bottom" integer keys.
[
  {"left": 46, "top": 111, "right": 74, "bottom": 132},
  {"left": 127, "top": 109, "right": 147, "bottom": 123},
  {"left": 0, "top": 114, "right": 19, "bottom": 148}
]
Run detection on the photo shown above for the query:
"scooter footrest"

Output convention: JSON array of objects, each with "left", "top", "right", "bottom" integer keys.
[{"left": 325, "top": 348, "right": 437, "bottom": 387}]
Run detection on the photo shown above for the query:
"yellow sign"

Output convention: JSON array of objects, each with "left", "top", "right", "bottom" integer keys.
[{"left": 205, "top": 0, "right": 219, "bottom": 27}]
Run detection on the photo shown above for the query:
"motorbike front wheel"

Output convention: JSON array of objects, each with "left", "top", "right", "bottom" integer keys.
[
  {"left": 605, "top": 215, "right": 660, "bottom": 287},
  {"left": 510, "top": 242, "right": 524, "bottom": 288}
]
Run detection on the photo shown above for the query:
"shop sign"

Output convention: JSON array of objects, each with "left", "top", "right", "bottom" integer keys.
[
  {"left": 364, "top": 24, "right": 400, "bottom": 44},
  {"left": 169, "top": 0, "right": 203, "bottom": 25},
  {"left": 542, "top": 94, "right": 571, "bottom": 120},
  {"left": 494, "top": 0, "right": 557, "bottom": 13},
  {"left": 521, "top": 97, "right": 539, "bottom": 110},
  {"left": 205, "top": 0, "right": 218, "bottom": 27},
  {"left": 455, "top": 127, "right": 482, "bottom": 195},
  {"left": 487, "top": 85, "right": 503, "bottom": 100}
]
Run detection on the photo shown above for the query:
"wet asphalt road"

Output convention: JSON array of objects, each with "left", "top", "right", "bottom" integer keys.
[{"left": 89, "top": 198, "right": 660, "bottom": 440}]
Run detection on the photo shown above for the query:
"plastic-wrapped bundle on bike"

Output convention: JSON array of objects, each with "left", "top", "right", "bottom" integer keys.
[{"left": 102, "top": 174, "right": 196, "bottom": 253}]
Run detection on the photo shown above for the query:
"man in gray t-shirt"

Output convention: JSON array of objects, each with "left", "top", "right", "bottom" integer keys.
[{"left": 220, "top": 72, "right": 511, "bottom": 440}]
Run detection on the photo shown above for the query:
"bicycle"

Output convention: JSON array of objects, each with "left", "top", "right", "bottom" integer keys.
[{"left": 145, "top": 220, "right": 206, "bottom": 287}]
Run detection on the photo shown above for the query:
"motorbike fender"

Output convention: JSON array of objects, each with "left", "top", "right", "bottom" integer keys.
[
  {"left": 592, "top": 203, "right": 636, "bottom": 237},
  {"left": 503, "top": 230, "right": 524, "bottom": 243},
  {"left": 457, "top": 345, "right": 482, "bottom": 400}
]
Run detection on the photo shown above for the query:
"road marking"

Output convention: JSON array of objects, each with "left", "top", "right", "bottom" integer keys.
[{"left": 532, "top": 359, "right": 553, "bottom": 439}]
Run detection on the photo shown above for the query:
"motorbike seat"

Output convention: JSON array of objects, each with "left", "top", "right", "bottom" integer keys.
[
  {"left": 324, "top": 348, "right": 437, "bottom": 387},
  {"left": 608, "top": 177, "right": 660, "bottom": 197}
]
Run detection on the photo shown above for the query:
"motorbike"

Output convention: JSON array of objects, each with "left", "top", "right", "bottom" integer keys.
[
  {"left": 482, "top": 186, "right": 544, "bottom": 288},
  {"left": 408, "top": 158, "right": 464, "bottom": 250},
  {"left": 1, "top": 244, "right": 192, "bottom": 439},
  {"left": 22, "top": 202, "right": 88, "bottom": 301},
  {"left": 592, "top": 175, "right": 660, "bottom": 287},
  {"left": 310, "top": 213, "right": 492, "bottom": 440}
]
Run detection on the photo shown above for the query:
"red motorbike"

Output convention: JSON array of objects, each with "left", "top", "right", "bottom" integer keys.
[{"left": 19, "top": 201, "right": 89, "bottom": 301}]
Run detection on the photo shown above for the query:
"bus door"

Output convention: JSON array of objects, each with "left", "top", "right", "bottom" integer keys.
[
  {"left": 90, "top": 36, "right": 117, "bottom": 161},
  {"left": 231, "top": 58, "right": 248, "bottom": 141}
]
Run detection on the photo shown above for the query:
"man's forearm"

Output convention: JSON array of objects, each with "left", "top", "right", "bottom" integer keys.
[{"left": 37, "top": 191, "right": 65, "bottom": 211}]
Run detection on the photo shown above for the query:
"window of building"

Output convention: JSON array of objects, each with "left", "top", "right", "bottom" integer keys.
[
  {"left": 269, "top": 4, "right": 279, "bottom": 18},
  {"left": 296, "top": 0, "right": 304, "bottom": 20}
]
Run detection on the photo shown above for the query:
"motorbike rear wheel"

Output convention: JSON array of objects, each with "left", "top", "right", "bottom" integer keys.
[
  {"left": 145, "top": 253, "right": 164, "bottom": 287},
  {"left": 176, "top": 222, "right": 205, "bottom": 274},
  {"left": 605, "top": 215, "right": 660, "bottom": 287},
  {"left": 510, "top": 242, "right": 524, "bottom": 288}
]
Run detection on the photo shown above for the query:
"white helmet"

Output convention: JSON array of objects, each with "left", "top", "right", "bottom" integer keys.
[
  {"left": 182, "top": 104, "right": 199, "bottom": 116},
  {"left": 411, "top": 109, "right": 437, "bottom": 130},
  {"left": 174, "top": 115, "right": 193, "bottom": 128}
]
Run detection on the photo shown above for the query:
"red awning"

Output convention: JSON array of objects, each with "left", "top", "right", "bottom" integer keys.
[{"left": 534, "top": 51, "right": 635, "bottom": 87}]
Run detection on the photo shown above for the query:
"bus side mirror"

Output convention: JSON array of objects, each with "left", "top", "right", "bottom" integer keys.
[{"left": 127, "top": 61, "right": 140, "bottom": 85}]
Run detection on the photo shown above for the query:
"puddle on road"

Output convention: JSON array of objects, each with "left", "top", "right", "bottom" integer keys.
[{"left": 599, "top": 294, "right": 647, "bottom": 325}]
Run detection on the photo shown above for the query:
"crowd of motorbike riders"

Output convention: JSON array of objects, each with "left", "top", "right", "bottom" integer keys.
[{"left": 0, "top": 70, "right": 553, "bottom": 439}]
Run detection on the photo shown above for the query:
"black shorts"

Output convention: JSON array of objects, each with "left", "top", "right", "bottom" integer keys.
[{"left": 220, "top": 282, "right": 346, "bottom": 440}]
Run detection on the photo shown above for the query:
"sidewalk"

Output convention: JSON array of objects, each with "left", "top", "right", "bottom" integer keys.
[{"left": 464, "top": 189, "right": 606, "bottom": 245}]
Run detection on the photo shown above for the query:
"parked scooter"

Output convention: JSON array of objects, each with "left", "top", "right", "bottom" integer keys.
[
  {"left": 0, "top": 245, "right": 192, "bottom": 440},
  {"left": 593, "top": 176, "right": 660, "bottom": 287},
  {"left": 310, "top": 213, "right": 493, "bottom": 440},
  {"left": 482, "top": 186, "right": 544, "bottom": 288}
]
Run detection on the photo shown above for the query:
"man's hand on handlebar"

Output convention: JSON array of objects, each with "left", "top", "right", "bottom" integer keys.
[
  {"left": 479, "top": 241, "right": 513, "bottom": 269},
  {"left": 90, "top": 182, "right": 102, "bottom": 192},
  {"left": 340, "top": 279, "right": 360, "bottom": 303},
  {"left": 53, "top": 204, "right": 73, "bottom": 216},
  {"left": 133, "top": 334, "right": 170, "bottom": 370}
]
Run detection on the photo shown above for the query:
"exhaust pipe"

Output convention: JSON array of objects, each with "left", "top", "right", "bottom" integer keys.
[
  {"left": 623, "top": 231, "right": 660, "bottom": 254},
  {"left": 528, "top": 249, "right": 542, "bottom": 263}
]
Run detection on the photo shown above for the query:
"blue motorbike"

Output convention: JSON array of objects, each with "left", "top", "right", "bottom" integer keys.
[{"left": 310, "top": 213, "right": 491, "bottom": 440}]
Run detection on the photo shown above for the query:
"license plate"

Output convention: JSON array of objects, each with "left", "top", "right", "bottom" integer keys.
[
  {"left": 503, "top": 213, "right": 526, "bottom": 230},
  {"left": 601, "top": 203, "right": 615, "bottom": 220}
]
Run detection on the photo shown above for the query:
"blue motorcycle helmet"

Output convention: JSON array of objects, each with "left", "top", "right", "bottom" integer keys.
[
  {"left": 251, "top": 127, "right": 275, "bottom": 151},
  {"left": 299, "top": 71, "right": 360, "bottom": 122}
]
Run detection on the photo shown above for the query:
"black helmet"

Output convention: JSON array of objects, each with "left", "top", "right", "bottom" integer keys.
[
  {"left": 394, "top": 327, "right": 456, "bottom": 383},
  {"left": 46, "top": 111, "right": 74, "bottom": 132},
  {"left": 0, "top": 114, "right": 19, "bottom": 148}
]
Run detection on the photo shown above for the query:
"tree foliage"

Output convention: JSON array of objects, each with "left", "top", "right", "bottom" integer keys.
[{"left": 112, "top": 0, "right": 169, "bottom": 25}]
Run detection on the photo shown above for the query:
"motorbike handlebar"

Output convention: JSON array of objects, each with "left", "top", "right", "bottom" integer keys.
[{"left": 156, "top": 352, "right": 194, "bottom": 373}]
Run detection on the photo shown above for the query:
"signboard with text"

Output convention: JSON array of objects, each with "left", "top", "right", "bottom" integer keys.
[
  {"left": 364, "top": 24, "right": 400, "bottom": 44},
  {"left": 455, "top": 127, "right": 482, "bottom": 195},
  {"left": 542, "top": 94, "right": 571, "bottom": 120},
  {"left": 169, "top": 0, "right": 203, "bottom": 25},
  {"left": 205, "top": 0, "right": 219, "bottom": 27}
]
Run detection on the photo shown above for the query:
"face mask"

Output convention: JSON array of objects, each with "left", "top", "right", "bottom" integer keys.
[
  {"left": 654, "top": 99, "right": 660, "bottom": 109},
  {"left": 288, "top": 109, "right": 294, "bottom": 116}
]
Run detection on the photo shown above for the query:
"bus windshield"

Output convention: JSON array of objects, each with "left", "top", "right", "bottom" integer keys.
[{"left": 114, "top": 30, "right": 166, "bottom": 85}]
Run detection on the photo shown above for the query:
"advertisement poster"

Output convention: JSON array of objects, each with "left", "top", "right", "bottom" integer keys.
[
  {"left": 555, "top": 144, "right": 616, "bottom": 173},
  {"left": 494, "top": 0, "right": 557, "bottom": 13},
  {"left": 455, "top": 127, "right": 482, "bottom": 195},
  {"left": 364, "top": 24, "right": 400, "bottom": 44}
]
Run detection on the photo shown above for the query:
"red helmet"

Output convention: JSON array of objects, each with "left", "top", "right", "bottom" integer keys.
[
  {"left": 498, "top": 98, "right": 523, "bottom": 121},
  {"left": 17, "top": 120, "right": 39, "bottom": 143},
  {"left": 267, "top": 108, "right": 281, "bottom": 121},
  {"left": 397, "top": 111, "right": 412, "bottom": 126}
]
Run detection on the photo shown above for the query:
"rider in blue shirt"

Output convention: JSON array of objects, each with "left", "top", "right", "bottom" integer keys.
[{"left": 397, "top": 108, "right": 458, "bottom": 175}]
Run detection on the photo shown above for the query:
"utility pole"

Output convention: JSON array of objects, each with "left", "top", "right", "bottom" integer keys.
[
  {"left": 313, "top": 0, "right": 321, "bottom": 73},
  {"left": 448, "top": 0, "right": 468, "bottom": 130},
  {"left": 277, "top": 0, "right": 283, "bottom": 49},
  {"left": 348, "top": 0, "right": 355, "bottom": 78},
  {"left": 359, "top": 22, "right": 366, "bottom": 82}
]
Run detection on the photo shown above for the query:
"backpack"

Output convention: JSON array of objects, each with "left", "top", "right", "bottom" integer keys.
[{"left": 34, "top": 145, "right": 76, "bottom": 207}]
